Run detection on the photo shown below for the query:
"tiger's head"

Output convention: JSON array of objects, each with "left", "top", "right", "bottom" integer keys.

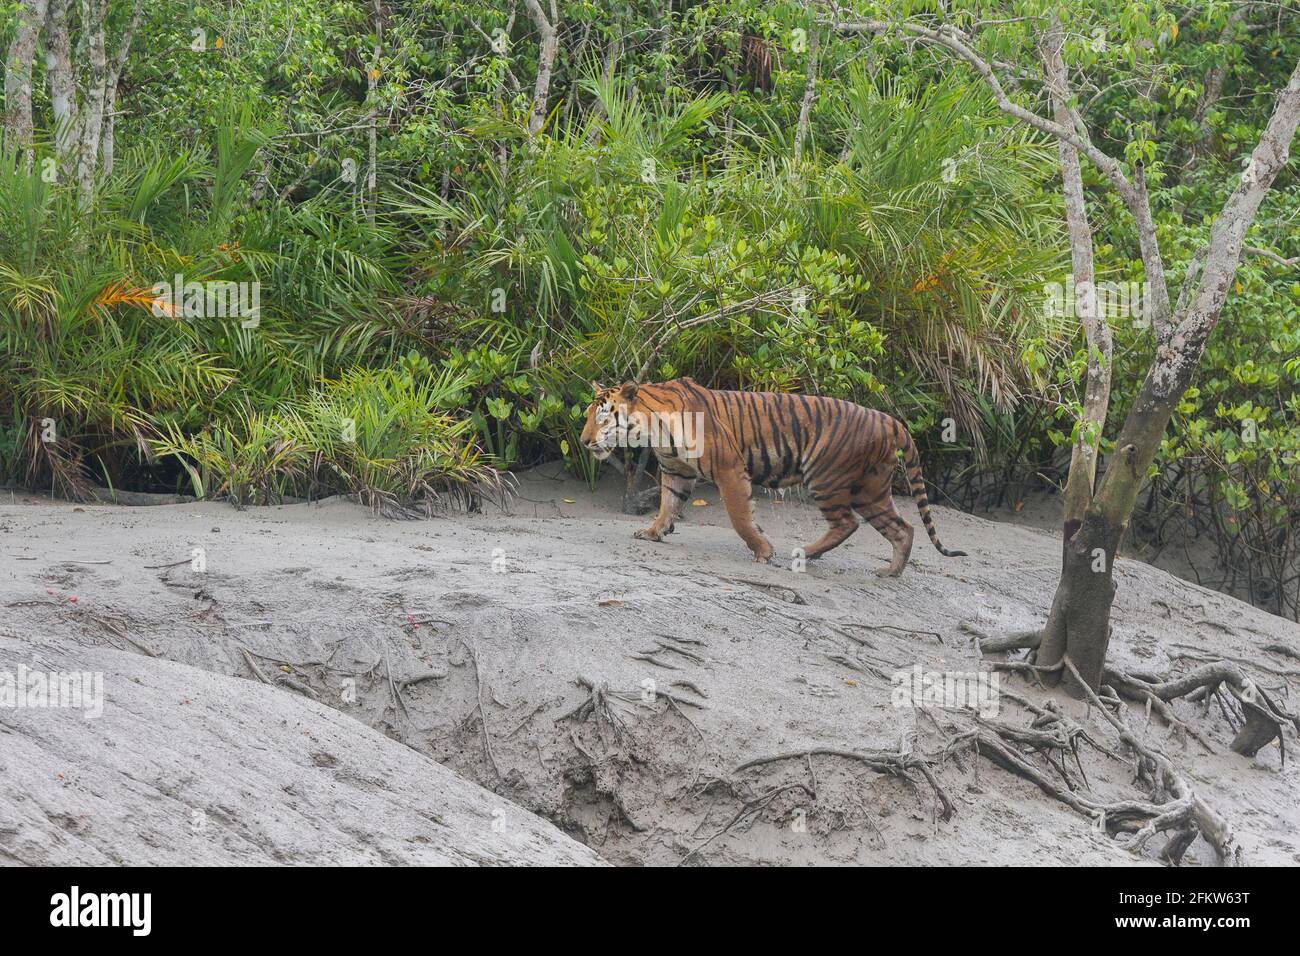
[{"left": 580, "top": 381, "right": 640, "bottom": 460}]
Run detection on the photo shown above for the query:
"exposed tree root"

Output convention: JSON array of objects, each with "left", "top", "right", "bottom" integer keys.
[
  {"left": 677, "top": 744, "right": 956, "bottom": 861},
  {"left": 967, "top": 619, "right": 1299, "bottom": 758},
  {"left": 933, "top": 670, "right": 1236, "bottom": 865},
  {"left": 458, "top": 640, "right": 502, "bottom": 781},
  {"left": 733, "top": 747, "right": 956, "bottom": 823},
  {"left": 1264, "top": 643, "right": 1300, "bottom": 664},
  {"left": 961, "top": 620, "right": 1040, "bottom": 653},
  {"left": 1065, "top": 658, "right": 1238, "bottom": 865},
  {"left": 1103, "top": 663, "right": 1298, "bottom": 758},
  {"left": 557, "top": 677, "right": 630, "bottom": 747},
  {"left": 922, "top": 640, "right": 1252, "bottom": 864},
  {"left": 679, "top": 782, "right": 814, "bottom": 865},
  {"left": 716, "top": 658, "right": 1243, "bottom": 863},
  {"left": 1100, "top": 668, "right": 1216, "bottom": 753},
  {"left": 558, "top": 674, "right": 707, "bottom": 749}
]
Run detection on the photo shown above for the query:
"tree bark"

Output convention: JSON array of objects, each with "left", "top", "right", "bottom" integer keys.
[
  {"left": 523, "top": 0, "right": 558, "bottom": 135},
  {"left": 75, "top": 0, "right": 111, "bottom": 206},
  {"left": 99, "top": 0, "right": 144, "bottom": 178},
  {"left": 622, "top": 448, "right": 651, "bottom": 515},
  {"left": 1040, "top": 14, "right": 1111, "bottom": 546},
  {"left": 830, "top": 16, "right": 1300, "bottom": 694},
  {"left": 1184, "top": 6, "right": 1251, "bottom": 179},
  {"left": 44, "top": 0, "right": 78, "bottom": 172},
  {"left": 365, "top": 0, "right": 384, "bottom": 225},
  {"left": 2, "top": 0, "right": 48, "bottom": 164},
  {"left": 793, "top": 13, "right": 819, "bottom": 163},
  {"left": 1040, "top": 58, "right": 1300, "bottom": 694}
]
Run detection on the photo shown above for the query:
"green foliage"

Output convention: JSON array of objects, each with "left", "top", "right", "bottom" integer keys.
[
  {"left": 151, "top": 365, "right": 497, "bottom": 513},
  {"left": 300, "top": 365, "right": 495, "bottom": 514},
  {"left": 153, "top": 406, "right": 310, "bottom": 507},
  {"left": 399, "top": 70, "right": 1066, "bottom": 477},
  {"left": 0, "top": 98, "right": 490, "bottom": 507},
  {"left": 2, "top": 0, "right": 1298, "bottom": 612}
]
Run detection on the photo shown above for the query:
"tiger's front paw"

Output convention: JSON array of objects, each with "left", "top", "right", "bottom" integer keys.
[
  {"left": 752, "top": 546, "right": 774, "bottom": 564},
  {"left": 634, "top": 527, "right": 665, "bottom": 542}
]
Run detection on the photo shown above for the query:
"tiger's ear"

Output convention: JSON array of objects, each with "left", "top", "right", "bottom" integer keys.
[
  {"left": 591, "top": 381, "right": 604, "bottom": 396},
  {"left": 618, "top": 382, "right": 639, "bottom": 403}
]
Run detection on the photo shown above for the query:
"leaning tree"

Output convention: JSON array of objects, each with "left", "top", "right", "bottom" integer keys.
[{"left": 831, "top": 2, "right": 1300, "bottom": 706}]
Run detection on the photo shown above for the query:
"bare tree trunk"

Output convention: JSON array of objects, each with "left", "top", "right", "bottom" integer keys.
[
  {"left": 75, "top": 0, "right": 110, "bottom": 206},
  {"left": 602, "top": 30, "right": 621, "bottom": 83},
  {"left": 44, "top": 0, "right": 78, "bottom": 173},
  {"left": 3, "top": 0, "right": 48, "bottom": 164},
  {"left": 1041, "top": 14, "right": 1112, "bottom": 547},
  {"left": 365, "top": 0, "right": 384, "bottom": 225},
  {"left": 622, "top": 448, "right": 652, "bottom": 514},
  {"left": 99, "top": 0, "right": 143, "bottom": 178},
  {"left": 1184, "top": 6, "right": 1252, "bottom": 178},
  {"left": 101, "top": 102, "right": 118, "bottom": 177},
  {"left": 523, "top": 0, "right": 558, "bottom": 135},
  {"left": 830, "top": 19, "right": 1300, "bottom": 693},
  {"left": 1040, "top": 58, "right": 1300, "bottom": 694},
  {"left": 792, "top": 13, "right": 819, "bottom": 163},
  {"left": 493, "top": 1, "right": 517, "bottom": 175}
]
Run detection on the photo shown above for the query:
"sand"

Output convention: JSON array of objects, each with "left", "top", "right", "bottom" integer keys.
[{"left": 2, "top": 467, "right": 1298, "bottom": 866}]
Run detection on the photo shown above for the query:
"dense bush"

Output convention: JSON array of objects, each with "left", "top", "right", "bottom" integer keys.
[{"left": 0, "top": 108, "right": 493, "bottom": 508}]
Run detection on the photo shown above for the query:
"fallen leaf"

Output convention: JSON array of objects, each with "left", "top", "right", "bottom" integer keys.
[
  {"left": 598, "top": 599, "right": 624, "bottom": 607},
  {"left": 692, "top": 498, "right": 709, "bottom": 507},
  {"left": 562, "top": 498, "right": 575, "bottom": 504}
]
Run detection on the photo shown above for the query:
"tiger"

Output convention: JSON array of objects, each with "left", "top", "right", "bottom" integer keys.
[{"left": 579, "top": 378, "right": 965, "bottom": 576}]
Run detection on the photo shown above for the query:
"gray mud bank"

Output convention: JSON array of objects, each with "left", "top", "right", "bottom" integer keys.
[{"left": 2, "top": 470, "right": 1298, "bottom": 866}]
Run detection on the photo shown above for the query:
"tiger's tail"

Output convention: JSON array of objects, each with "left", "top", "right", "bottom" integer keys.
[{"left": 898, "top": 428, "right": 966, "bottom": 558}]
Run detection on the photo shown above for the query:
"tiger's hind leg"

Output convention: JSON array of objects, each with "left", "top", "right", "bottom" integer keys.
[
  {"left": 856, "top": 498, "right": 914, "bottom": 577},
  {"left": 799, "top": 495, "right": 860, "bottom": 560}
]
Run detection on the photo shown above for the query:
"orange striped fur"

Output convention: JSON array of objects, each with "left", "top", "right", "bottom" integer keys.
[{"left": 580, "top": 378, "right": 965, "bottom": 575}]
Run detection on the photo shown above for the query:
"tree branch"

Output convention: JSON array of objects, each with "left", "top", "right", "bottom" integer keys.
[
  {"left": 523, "top": 0, "right": 559, "bottom": 135},
  {"left": 825, "top": 15, "right": 1177, "bottom": 340}
]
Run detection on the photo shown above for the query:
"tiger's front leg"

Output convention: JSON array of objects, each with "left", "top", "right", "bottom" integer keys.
[
  {"left": 716, "top": 466, "right": 774, "bottom": 562},
  {"left": 634, "top": 468, "right": 697, "bottom": 542}
]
